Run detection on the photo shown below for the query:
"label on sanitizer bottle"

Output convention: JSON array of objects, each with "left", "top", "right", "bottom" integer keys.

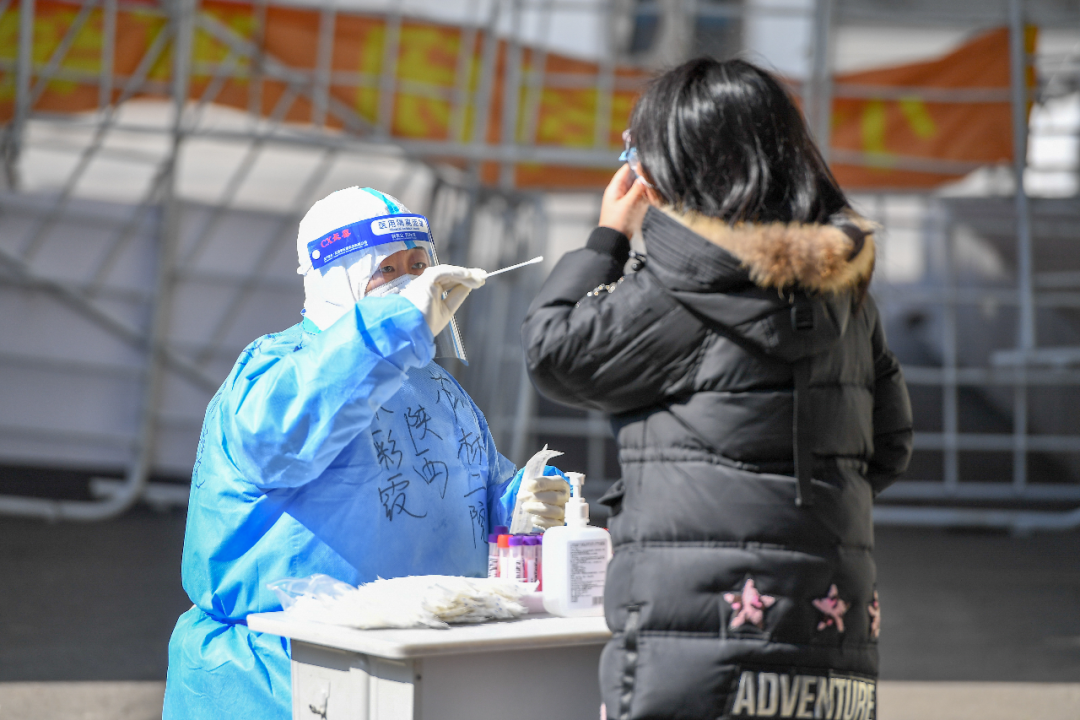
[{"left": 567, "top": 538, "right": 608, "bottom": 609}]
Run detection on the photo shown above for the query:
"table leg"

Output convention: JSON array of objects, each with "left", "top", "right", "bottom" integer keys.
[{"left": 292, "top": 641, "right": 419, "bottom": 720}]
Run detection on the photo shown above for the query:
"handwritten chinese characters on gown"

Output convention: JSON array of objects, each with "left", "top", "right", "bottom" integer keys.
[{"left": 163, "top": 297, "right": 517, "bottom": 720}]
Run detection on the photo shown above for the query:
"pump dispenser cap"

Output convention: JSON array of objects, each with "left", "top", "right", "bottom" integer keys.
[{"left": 565, "top": 472, "right": 589, "bottom": 526}]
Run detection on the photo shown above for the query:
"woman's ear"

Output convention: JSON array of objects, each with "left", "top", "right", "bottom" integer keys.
[{"left": 644, "top": 186, "right": 663, "bottom": 207}]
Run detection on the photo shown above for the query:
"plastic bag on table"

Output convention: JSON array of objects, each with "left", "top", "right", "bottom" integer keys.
[
  {"left": 268, "top": 574, "right": 354, "bottom": 611},
  {"left": 267, "top": 574, "right": 536, "bottom": 630}
]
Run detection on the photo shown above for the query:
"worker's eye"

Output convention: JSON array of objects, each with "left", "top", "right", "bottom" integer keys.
[
  {"left": 411, "top": 261, "right": 428, "bottom": 272},
  {"left": 379, "top": 264, "right": 395, "bottom": 274}
]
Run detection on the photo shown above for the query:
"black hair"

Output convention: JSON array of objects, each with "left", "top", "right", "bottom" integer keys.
[{"left": 630, "top": 57, "right": 850, "bottom": 225}]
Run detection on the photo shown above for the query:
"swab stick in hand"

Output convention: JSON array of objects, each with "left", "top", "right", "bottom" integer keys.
[{"left": 486, "top": 255, "right": 544, "bottom": 278}]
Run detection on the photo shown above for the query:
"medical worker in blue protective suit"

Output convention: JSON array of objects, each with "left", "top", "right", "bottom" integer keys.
[{"left": 163, "top": 187, "right": 570, "bottom": 720}]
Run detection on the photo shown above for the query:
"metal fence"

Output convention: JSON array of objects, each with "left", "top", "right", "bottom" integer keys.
[{"left": 0, "top": 0, "right": 1078, "bottom": 530}]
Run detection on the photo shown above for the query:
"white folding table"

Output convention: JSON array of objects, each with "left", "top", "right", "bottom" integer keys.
[{"left": 247, "top": 611, "right": 611, "bottom": 720}]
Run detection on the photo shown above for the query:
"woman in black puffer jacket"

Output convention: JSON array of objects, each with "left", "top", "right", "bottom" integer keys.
[{"left": 522, "top": 58, "right": 913, "bottom": 720}]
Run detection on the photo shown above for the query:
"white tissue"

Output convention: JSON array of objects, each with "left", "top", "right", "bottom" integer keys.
[
  {"left": 269, "top": 574, "right": 534, "bottom": 630},
  {"left": 509, "top": 445, "right": 565, "bottom": 534}
]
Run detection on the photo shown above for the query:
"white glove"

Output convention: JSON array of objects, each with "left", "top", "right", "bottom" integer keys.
[
  {"left": 514, "top": 474, "right": 571, "bottom": 530},
  {"left": 400, "top": 265, "right": 487, "bottom": 336}
]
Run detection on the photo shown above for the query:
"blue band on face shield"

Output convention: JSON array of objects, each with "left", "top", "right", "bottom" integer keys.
[
  {"left": 307, "top": 213, "right": 432, "bottom": 270},
  {"left": 361, "top": 187, "right": 401, "bottom": 214}
]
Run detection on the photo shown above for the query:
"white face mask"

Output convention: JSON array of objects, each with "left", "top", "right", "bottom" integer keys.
[{"left": 366, "top": 272, "right": 418, "bottom": 298}]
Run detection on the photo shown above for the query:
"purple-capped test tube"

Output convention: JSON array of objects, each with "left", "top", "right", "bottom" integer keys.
[
  {"left": 507, "top": 536, "right": 528, "bottom": 581},
  {"left": 536, "top": 534, "right": 544, "bottom": 590},
  {"left": 522, "top": 536, "right": 540, "bottom": 583},
  {"left": 487, "top": 534, "right": 500, "bottom": 578}
]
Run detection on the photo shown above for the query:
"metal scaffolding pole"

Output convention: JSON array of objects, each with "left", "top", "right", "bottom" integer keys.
[
  {"left": 508, "top": 195, "right": 547, "bottom": 465},
  {"left": 313, "top": 2, "right": 336, "bottom": 129},
  {"left": 499, "top": 0, "right": 524, "bottom": 189},
  {"left": 449, "top": 0, "right": 481, "bottom": 145},
  {"left": 453, "top": 1, "right": 503, "bottom": 269},
  {"left": 522, "top": 0, "right": 553, "bottom": 146},
  {"left": 1010, "top": 0, "right": 1034, "bottom": 492},
  {"left": 103, "top": 0, "right": 195, "bottom": 521},
  {"left": 99, "top": 0, "right": 117, "bottom": 111},
  {"left": 2, "top": 0, "right": 35, "bottom": 189},
  {"left": 805, "top": 0, "right": 834, "bottom": 160},
  {"left": 27, "top": 0, "right": 99, "bottom": 109},
  {"left": 593, "top": 0, "right": 617, "bottom": 153},
  {"left": 376, "top": 0, "right": 404, "bottom": 139},
  {"left": 937, "top": 203, "right": 960, "bottom": 492},
  {"left": 0, "top": 0, "right": 195, "bottom": 520}
]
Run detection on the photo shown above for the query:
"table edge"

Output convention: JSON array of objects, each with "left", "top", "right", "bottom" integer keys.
[{"left": 247, "top": 612, "right": 612, "bottom": 660}]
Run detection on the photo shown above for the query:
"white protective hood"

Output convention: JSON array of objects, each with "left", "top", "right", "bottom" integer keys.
[{"left": 296, "top": 186, "right": 413, "bottom": 330}]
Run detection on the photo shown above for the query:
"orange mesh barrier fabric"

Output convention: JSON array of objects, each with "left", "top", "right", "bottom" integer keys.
[
  {"left": 0, "top": 2, "right": 1034, "bottom": 191},
  {"left": 829, "top": 26, "right": 1037, "bottom": 189},
  {"left": 0, "top": 0, "right": 650, "bottom": 189}
]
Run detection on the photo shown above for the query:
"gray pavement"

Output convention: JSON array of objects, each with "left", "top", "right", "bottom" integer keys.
[
  {"left": 874, "top": 525, "right": 1080, "bottom": 682},
  {"left": 0, "top": 682, "right": 167, "bottom": 720},
  {"left": 0, "top": 509, "right": 1078, "bottom": 718},
  {"left": 3, "top": 681, "right": 1080, "bottom": 720}
]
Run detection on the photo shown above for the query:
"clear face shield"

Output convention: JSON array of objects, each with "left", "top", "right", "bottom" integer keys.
[{"left": 306, "top": 213, "right": 468, "bottom": 362}]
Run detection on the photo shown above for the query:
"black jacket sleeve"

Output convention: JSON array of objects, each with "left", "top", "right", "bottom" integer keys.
[
  {"left": 866, "top": 297, "right": 914, "bottom": 495},
  {"left": 522, "top": 227, "right": 706, "bottom": 415}
]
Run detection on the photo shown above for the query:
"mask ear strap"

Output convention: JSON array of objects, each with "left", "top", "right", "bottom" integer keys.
[{"left": 349, "top": 270, "right": 360, "bottom": 303}]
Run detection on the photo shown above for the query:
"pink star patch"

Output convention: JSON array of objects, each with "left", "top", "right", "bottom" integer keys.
[
  {"left": 868, "top": 590, "right": 881, "bottom": 639},
  {"left": 723, "top": 578, "right": 776, "bottom": 630},
  {"left": 812, "top": 584, "right": 850, "bottom": 633}
]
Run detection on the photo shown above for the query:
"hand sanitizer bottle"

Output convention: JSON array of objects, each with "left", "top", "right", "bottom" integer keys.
[{"left": 542, "top": 472, "right": 612, "bottom": 617}]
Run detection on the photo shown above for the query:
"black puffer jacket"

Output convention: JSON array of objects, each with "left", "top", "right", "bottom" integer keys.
[{"left": 522, "top": 207, "right": 912, "bottom": 720}]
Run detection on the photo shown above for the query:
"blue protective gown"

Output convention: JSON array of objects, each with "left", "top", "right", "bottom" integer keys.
[{"left": 163, "top": 296, "right": 525, "bottom": 719}]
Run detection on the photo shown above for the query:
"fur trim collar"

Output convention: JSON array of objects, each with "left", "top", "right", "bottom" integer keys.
[{"left": 661, "top": 208, "right": 877, "bottom": 295}]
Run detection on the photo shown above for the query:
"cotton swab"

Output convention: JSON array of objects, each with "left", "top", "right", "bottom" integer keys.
[{"left": 485, "top": 256, "right": 544, "bottom": 278}]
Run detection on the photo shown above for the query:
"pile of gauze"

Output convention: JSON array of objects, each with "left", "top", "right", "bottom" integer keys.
[{"left": 268, "top": 574, "right": 533, "bottom": 629}]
